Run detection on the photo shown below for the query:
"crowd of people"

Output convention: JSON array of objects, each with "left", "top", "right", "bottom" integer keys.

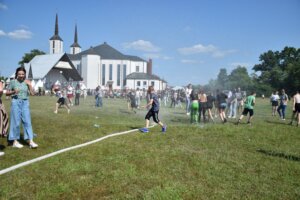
[{"left": 0, "top": 67, "right": 299, "bottom": 157}]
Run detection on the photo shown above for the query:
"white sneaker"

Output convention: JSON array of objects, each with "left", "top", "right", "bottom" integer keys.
[
  {"left": 13, "top": 141, "right": 24, "bottom": 149},
  {"left": 0, "top": 152, "right": 4, "bottom": 156},
  {"left": 29, "top": 141, "right": 38, "bottom": 149},
  {"left": 54, "top": 110, "right": 57, "bottom": 114},
  {"left": 67, "top": 109, "right": 70, "bottom": 114}
]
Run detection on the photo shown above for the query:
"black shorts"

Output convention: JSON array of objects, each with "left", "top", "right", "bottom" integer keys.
[
  {"left": 295, "top": 103, "right": 300, "bottom": 112},
  {"left": 145, "top": 109, "right": 160, "bottom": 123},
  {"left": 271, "top": 101, "right": 278, "bottom": 106},
  {"left": 57, "top": 97, "right": 65, "bottom": 105},
  {"left": 242, "top": 108, "right": 254, "bottom": 116}
]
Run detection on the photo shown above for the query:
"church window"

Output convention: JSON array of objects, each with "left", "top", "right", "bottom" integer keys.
[
  {"left": 117, "top": 64, "right": 121, "bottom": 86},
  {"left": 137, "top": 81, "right": 141, "bottom": 87},
  {"left": 143, "top": 81, "right": 147, "bottom": 86},
  {"left": 136, "top": 66, "right": 139, "bottom": 72},
  {"left": 102, "top": 64, "right": 106, "bottom": 86},
  {"left": 109, "top": 64, "right": 113, "bottom": 80},
  {"left": 151, "top": 81, "right": 155, "bottom": 86},
  {"left": 123, "top": 64, "right": 127, "bottom": 86}
]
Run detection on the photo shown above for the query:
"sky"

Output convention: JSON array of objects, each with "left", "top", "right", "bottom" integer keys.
[{"left": 0, "top": 0, "right": 299, "bottom": 86}]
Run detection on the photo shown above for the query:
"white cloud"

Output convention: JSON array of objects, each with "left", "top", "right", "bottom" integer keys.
[
  {"left": 181, "top": 59, "right": 202, "bottom": 64},
  {"left": 178, "top": 43, "right": 236, "bottom": 58},
  {"left": 0, "top": 30, "right": 6, "bottom": 36},
  {"left": 7, "top": 29, "right": 33, "bottom": 39},
  {"left": 0, "top": 3, "right": 8, "bottom": 10},
  {"left": 123, "top": 40, "right": 160, "bottom": 52}
]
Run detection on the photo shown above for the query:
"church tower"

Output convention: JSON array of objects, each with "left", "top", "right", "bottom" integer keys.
[
  {"left": 70, "top": 24, "right": 81, "bottom": 54},
  {"left": 49, "top": 14, "right": 63, "bottom": 54}
]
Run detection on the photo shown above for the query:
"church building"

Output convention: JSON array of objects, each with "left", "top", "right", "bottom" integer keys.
[{"left": 51, "top": 14, "right": 167, "bottom": 90}]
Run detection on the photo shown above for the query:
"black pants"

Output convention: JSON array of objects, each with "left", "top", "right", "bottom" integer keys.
[{"left": 145, "top": 109, "right": 160, "bottom": 123}]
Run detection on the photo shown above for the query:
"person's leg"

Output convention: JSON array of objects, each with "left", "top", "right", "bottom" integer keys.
[
  {"left": 282, "top": 105, "right": 287, "bottom": 120},
  {"left": 8, "top": 100, "right": 21, "bottom": 143},
  {"left": 21, "top": 100, "right": 37, "bottom": 148},
  {"left": 277, "top": 105, "right": 282, "bottom": 118},
  {"left": 232, "top": 101, "right": 237, "bottom": 118}
]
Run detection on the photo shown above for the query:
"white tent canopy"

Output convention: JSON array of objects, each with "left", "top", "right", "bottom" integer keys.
[{"left": 34, "top": 79, "right": 44, "bottom": 91}]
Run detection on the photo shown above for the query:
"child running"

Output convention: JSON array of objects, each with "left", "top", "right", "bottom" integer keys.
[
  {"left": 140, "top": 86, "right": 167, "bottom": 133},
  {"left": 236, "top": 91, "right": 256, "bottom": 125},
  {"left": 54, "top": 90, "right": 70, "bottom": 114}
]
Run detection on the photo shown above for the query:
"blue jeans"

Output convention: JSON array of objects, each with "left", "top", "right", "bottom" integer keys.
[
  {"left": 8, "top": 99, "right": 34, "bottom": 141},
  {"left": 186, "top": 97, "right": 191, "bottom": 113},
  {"left": 277, "top": 104, "right": 287, "bottom": 119},
  {"left": 95, "top": 96, "right": 103, "bottom": 107}
]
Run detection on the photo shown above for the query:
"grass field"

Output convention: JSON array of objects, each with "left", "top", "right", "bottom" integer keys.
[{"left": 0, "top": 96, "right": 299, "bottom": 200}]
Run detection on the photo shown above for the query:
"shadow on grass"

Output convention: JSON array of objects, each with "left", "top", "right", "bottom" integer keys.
[
  {"left": 0, "top": 144, "right": 5, "bottom": 151},
  {"left": 257, "top": 149, "right": 300, "bottom": 162},
  {"left": 265, "top": 120, "right": 291, "bottom": 126}
]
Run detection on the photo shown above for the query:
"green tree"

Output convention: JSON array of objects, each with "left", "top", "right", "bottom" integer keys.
[
  {"left": 19, "top": 49, "right": 45, "bottom": 65},
  {"left": 228, "top": 66, "right": 252, "bottom": 91},
  {"left": 217, "top": 68, "right": 228, "bottom": 90}
]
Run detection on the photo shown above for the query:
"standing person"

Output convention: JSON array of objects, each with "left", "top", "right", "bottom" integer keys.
[
  {"left": 0, "top": 80, "right": 9, "bottom": 138},
  {"left": 236, "top": 87, "right": 243, "bottom": 115},
  {"left": 216, "top": 89, "right": 228, "bottom": 123},
  {"left": 54, "top": 89, "right": 70, "bottom": 114},
  {"left": 170, "top": 90, "right": 176, "bottom": 108},
  {"left": 270, "top": 91, "right": 279, "bottom": 116},
  {"left": 228, "top": 89, "right": 237, "bottom": 118},
  {"left": 190, "top": 88, "right": 199, "bottom": 124},
  {"left": 185, "top": 84, "right": 192, "bottom": 115},
  {"left": 0, "top": 80, "right": 9, "bottom": 156},
  {"left": 139, "top": 86, "right": 167, "bottom": 133},
  {"left": 74, "top": 83, "right": 81, "bottom": 106},
  {"left": 66, "top": 84, "right": 74, "bottom": 106},
  {"left": 206, "top": 91, "right": 216, "bottom": 123},
  {"left": 198, "top": 89, "right": 207, "bottom": 123},
  {"left": 95, "top": 86, "right": 101, "bottom": 107},
  {"left": 236, "top": 91, "right": 256, "bottom": 125},
  {"left": 135, "top": 88, "right": 141, "bottom": 109},
  {"left": 277, "top": 89, "right": 289, "bottom": 120},
  {"left": 6, "top": 66, "right": 38, "bottom": 149},
  {"left": 289, "top": 90, "right": 300, "bottom": 126}
]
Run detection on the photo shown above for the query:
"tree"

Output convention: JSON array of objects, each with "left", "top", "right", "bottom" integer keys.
[
  {"left": 19, "top": 49, "right": 45, "bottom": 65},
  {"left": 228, "top": 66, "right": 252, "bottom": 91},
  {"left": 217, "top": 68, "right": 228, "bottom": 90}
]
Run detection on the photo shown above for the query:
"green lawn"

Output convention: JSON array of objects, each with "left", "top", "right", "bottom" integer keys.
[{"left": 0, "top": 96, "right": 299, "bottom": 200}]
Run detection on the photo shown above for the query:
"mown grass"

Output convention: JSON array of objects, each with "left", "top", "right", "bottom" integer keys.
[{"left": 0, "top": 96, "right": 299, "bottom": 200}]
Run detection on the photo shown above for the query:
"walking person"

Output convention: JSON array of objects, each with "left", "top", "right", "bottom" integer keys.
[
  {"left": 74, "top": 83, "right": 81, "bottom": 106},
  {"left": 270, "top": 91, "right": 279, "bottom": 116},
  {"left": 236, "top": 91, "right": 256, "bottom": 125},
  {"left": 185, "top": 84, "right": 192, "bottom": 115},
  {"left": 6, "top": 66, "right": 38, "bottom": 149},
  {"left": 216, "top": 89, "right": 228, "bottom": 123},
  {"left": 135, "top": 88, "right": 141, "bottom": 109},
  {"left": 66, "top": 84, "right": 74, "bottom": 107},
  {"left": 198, "top": 89, "right": 207, "bottom": 123},
  {"left": 277, "top": 89, "right": 289, "bottom": 120},
  {"left": 228, "top": 89, "right": 237, "bottom": 118},
  {"left": 190, "top": 88, "right": 199, "bottom": 124},
  {"left": 206, "top": 91, "right": 216, "bottom": 123},
  {"left": 139, "top": 86, "right": 167, "bottom": 133},
  {"left": 289, "top": 90, "right": 300, "bottom": 126}
]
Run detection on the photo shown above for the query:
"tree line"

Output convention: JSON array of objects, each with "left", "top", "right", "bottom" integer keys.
[{"left": 203, "top": 46, "right": 300, "bottom": 97}]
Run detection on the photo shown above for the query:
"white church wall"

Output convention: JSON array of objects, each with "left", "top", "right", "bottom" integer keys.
[{"left": 81, "top": 55, "right": 100, "bottom": 89}]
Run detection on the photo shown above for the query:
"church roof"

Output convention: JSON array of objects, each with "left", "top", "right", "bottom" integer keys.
[
  {"left": 126, "top": 72, "right": 163, "bottom": 81},
  {"left": 25, "top": 53, "right": 82, "bottom": 81},
  {"left": 68, "top": 42, "right": 145, "bottom": 62}
]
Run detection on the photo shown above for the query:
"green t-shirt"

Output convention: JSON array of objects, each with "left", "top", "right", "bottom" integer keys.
[
  {"left": 9, "top": 79, "right": 29, "bottom": 99},
  {"left": 244, "top": 95, "right": 255, "bottom": 109}
]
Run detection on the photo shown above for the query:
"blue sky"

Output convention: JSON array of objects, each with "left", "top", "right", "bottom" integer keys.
[{"left": 0, "top": 0, "right": 299, "bottom": 86}]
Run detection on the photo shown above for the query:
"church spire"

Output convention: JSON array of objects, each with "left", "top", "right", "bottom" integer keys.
[
  {"left": 49, "top": 13, "right": 63, "bottom": 41},
  {"left": 70, "top": 23, "right": 81, "bottom": 54}
]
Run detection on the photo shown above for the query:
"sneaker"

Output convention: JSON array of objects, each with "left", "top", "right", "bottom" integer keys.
[
  {"left": 29, "top": 141, "right": 38, "bottom": 149},
  {"left": 0, "top": 152, "right": 4, "bottom": 156},
  {"left": 13, "top": 141, "right": 23, "bottom": 149},
  {"left": 67, "top": 109, "right": 70, "bottom": 114},
  {"left": 54, "top": 110, "right": 57, "bottom": 114},
  {"left": 186, "top": 112, "right": 190, "bottom": 116},
  {"left": 247, "top": 121, "right": 252, "bottom": 126},
  {"left": 282, "top": 118, "right": 286, "bottom": 121},
  {"left": 139, "top": 128, "right": 149, "bottom": 133},
  {"left": 162, "top": 125, "right": 167, "bottom": 133}
]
